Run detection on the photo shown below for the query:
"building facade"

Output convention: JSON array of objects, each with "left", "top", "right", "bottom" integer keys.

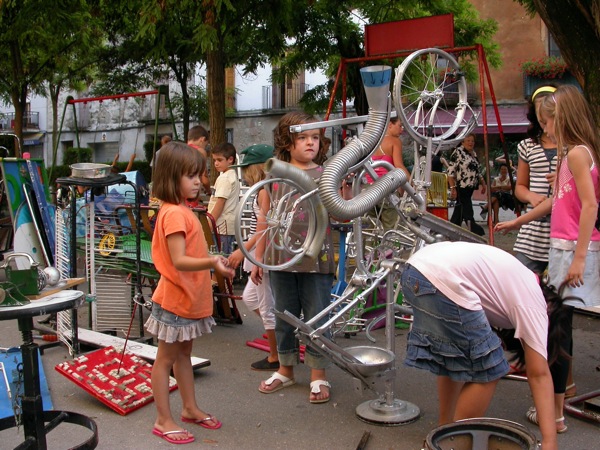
[{"left": 0, "top": 2, "right": 574, "bottom": 169}]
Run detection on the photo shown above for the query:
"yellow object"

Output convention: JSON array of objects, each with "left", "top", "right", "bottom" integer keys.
[
  {"left": 99, "top": 233, "right": 116, "bottom": 256},
  {"left": 427, "top": 171, "right": 448, "bottom": 207},
  {"left": 531, "top": 85, "right": 557, "bottom": 101}
]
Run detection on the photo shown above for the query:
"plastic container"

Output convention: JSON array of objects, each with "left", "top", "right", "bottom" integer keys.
[{"left": 70, "top": 163, "right": 112, "bottom": 179}]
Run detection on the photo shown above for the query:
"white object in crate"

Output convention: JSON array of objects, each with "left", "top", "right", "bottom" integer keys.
[{"left": 70, "top": 163, "right": 112, "bottom": 179}]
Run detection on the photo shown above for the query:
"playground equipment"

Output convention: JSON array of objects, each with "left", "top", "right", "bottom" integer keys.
[
  {"left": 51, "top": 86, "right": 177, "bottom": 180},
  {"left": 235, "top": 50, "right": 485, "bottom": 425}
]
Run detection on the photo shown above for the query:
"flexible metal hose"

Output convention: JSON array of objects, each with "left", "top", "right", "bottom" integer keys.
[
  {"left": 319, "top": 109, "right": 408, "bottom": 221},
  {"left": 264, "top": 158, "right": 329, "bottom": 260}
]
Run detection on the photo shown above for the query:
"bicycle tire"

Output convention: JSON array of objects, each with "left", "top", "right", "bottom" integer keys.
[
  {"left": 393, "top": 48, "right": 468, "bottom": 144},
  {"left": 234, "top": 177, "right": 318, "bottom": 271}
]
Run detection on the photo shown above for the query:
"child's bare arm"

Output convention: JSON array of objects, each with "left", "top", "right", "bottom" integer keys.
[
  {"left": 166, "top": 232, "right": 233, "bottom": 277},
  {"left": 250, "top": 189, "right": 270, "bottom": 285},
  {"left": 568, "top": 146, "right": 598, "bottom": 286},
  {"left": 201, "top": 172, "right": 211, "bottom": 194},
  {"left": 228, "top": 249, "right": 245, "bottom": 269},
  {"left": 209, "top": 197, "right": 226, "bottom": 222}
]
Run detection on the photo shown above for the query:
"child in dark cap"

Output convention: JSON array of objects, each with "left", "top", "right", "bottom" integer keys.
[{"left": 228, "top": 144, "right": 279, "bottom": 371}]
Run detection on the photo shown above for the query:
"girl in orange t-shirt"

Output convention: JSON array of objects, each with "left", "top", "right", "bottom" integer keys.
[{"left": 146, "top": 141, "right": 234, "bottom": 445}]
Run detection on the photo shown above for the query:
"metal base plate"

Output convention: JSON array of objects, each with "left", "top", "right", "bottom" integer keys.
[{"left": 356, "top": 397, "right": 420, "bottom": 426}]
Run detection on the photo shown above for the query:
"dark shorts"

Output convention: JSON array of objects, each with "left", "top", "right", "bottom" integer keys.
[
  {"left": 492, "top": 192, "right": 515, "bottom": 210},
  {"left": 401, "top": 265, "right": 509, "bottom": 383}
]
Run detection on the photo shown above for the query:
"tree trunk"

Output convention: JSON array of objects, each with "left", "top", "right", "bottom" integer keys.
[
  {"left": 10, "top": 86, "right": 27, "bottom": 158},
  {"left": 531, "top": 0, "right": 600, "bottom": 123},
  {"left": 206, "top": 47, "right": 226, "bottom": 185},
  {"left": 180, "top": 73, "right": 191, "bottom": 141},
  {"left": 49, "top": 84, "right": 60, "bottom": 169}
]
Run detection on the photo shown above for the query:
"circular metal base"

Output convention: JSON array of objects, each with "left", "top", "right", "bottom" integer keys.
[
  {"left": 424, "top": 418, "right": 538, "bottom": 450},
  {"left": 356, "top": 397, "right": 420, "bottom": 426},
  {"left": 0, "top": 410, "right": 98, "bottom": 449}
]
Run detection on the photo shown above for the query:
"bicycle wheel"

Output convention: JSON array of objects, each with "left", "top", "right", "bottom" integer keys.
[
  {"left": 393, "top": 48, "right": 468, "bottom": 143},
  {"left": 98, "top": 232, "right": 116, "bottom": 256},
  {"left": 234, "top": 177, "right": 318, "bottom": 271}
]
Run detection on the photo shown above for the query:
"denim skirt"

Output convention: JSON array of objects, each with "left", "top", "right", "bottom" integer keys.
[
  {"left": 401, "top": 265, "right": 509, "bottom": 383},
  {"left": 145, "top": 302, "right": 216, "bottom": 344}
]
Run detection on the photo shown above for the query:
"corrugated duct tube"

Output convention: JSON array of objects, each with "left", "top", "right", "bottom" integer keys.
[
  {"left": 320, "top": 66, "right": 408, "bottom": 221},
  {"left": 264, "top": 158, "right": 329, "bottom": 260}
]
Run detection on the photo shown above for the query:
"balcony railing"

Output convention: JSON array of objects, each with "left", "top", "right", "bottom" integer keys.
[
  {"left": 262, "top": 82, "right": 308, "bottom": 110},
  {"left": 0, "top": 112, "right": 40, "bottom": 130},
  {"left": 523, "top": 72, "right": 581, "bottom": 97}
]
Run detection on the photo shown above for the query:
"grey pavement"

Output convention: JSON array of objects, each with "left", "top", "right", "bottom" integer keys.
[{"left": 1, "top": 225, "right": 600, "bottom": 449}]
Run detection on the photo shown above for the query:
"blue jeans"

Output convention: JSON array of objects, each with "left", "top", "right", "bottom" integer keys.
[
  {"left": 269, "top": 271, "right": 334, "bottom": 369},
  {"left": 219, "top": 235, "right": 235, "bottom": 255}
]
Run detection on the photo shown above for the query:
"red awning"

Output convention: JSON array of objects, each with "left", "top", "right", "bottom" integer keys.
[
  {"left": 468, "top": 105, "right": 529, "bottom": 134},
  {"left": 412, "top": 105, "right": 529, "bottom": 136}
]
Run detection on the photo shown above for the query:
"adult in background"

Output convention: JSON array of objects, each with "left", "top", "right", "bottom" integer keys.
[
  {"left": 365, "top": 116, "right": 410, "bottom": 232},
  {"left": 481, "top": 163, "right": 516, "bottom": 226},
  {"left": 447, "top": 133, "right": 486, "bottom": 236}
]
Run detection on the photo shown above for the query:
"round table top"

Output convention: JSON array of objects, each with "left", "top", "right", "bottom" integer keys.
[
  {"left": 56, "top": 173, "right": 126, "bottom": 188},
  {"left": 0, "top": 290, "right": 84, "bottom": 321}
]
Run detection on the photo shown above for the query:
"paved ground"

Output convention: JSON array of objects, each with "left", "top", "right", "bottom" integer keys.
[{"left": 1, "top": 210, "right": 599, "bottom": 449}]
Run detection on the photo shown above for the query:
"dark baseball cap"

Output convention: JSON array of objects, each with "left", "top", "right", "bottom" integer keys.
[{"left": 231, "top": 144, "right": 274, "bottom": 168}]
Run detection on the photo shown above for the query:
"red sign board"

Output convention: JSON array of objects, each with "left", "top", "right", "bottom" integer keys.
[{"left": 365, "top": 14, "right": 455, "bottom": 57}]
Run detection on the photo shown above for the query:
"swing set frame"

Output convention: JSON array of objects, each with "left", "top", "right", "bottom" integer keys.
[{"left": 50, "top": 85, "right": 177, "bottom": 180}]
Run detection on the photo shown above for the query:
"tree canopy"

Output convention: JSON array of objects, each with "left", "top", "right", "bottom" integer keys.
[
  {"left": 0, "top": 0, "right": 97, "bottom": 156},
  {"left": 7, "top": 1, "right": 597, "bottom": 154},
  {"left": 516, "top": 0, "right": 600, "bottom": 122}
]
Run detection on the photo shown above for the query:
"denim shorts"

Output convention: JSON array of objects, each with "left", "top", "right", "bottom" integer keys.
[
  {"left": 401, "top": 265, "right": 509, "bottom": 383},
  {"left": 548, "top": 247, "right": 600, "bottom": 308}
]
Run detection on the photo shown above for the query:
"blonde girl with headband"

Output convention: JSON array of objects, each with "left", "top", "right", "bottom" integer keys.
[
  {"left": 496, "top": 84, "right": 600, "bottom": 434},
  {"left": 509, "top": 84, "right": 576, "bottom": 400},
  {"left": 511, "top": 85, "right": 559, "bottom": 274}
]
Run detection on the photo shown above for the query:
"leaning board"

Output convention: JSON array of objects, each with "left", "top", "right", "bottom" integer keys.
[
  {"left": 77, "top": 328, "right": 210, "bottom": 370},
  {"left": 55, "top": 346, "right": 177, "bottom": 415},
  {"left": 0, "top": 158, "right": 53, "bottom": 267},
  {"left": 0, "top": 347, "right": 53, "bottom": 419}
]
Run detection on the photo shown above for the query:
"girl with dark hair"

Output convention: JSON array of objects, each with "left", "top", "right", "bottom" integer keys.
[
  {"left": 402, "top": 241, "right": 566, "bottom": 449},
  {"left": 147, "top": 142, "right": 234, "bottom": 444}
]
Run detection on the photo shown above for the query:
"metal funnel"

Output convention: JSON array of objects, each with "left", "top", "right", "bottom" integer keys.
[{"left": 360, "top": 65, "right": 392, "bottom": 112}]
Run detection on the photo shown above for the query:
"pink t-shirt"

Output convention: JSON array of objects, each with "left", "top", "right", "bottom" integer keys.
[
  {"left": 551, "top": 147, "right": 600, "bottom": 241},
  {"left": 407, "top": 242, "right": 548, "bottom": 359}
]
